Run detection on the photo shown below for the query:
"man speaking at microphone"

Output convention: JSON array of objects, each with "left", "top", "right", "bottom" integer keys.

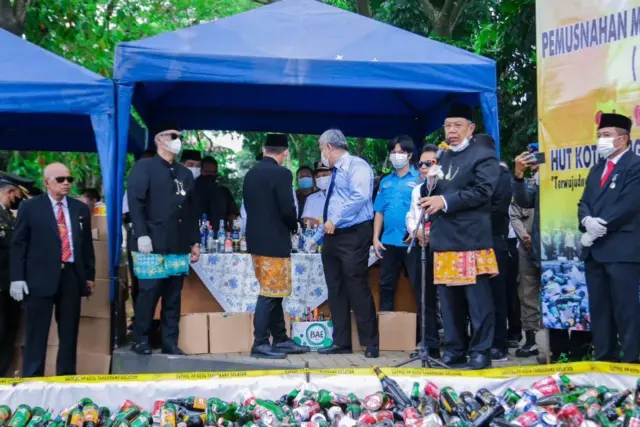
[{"left": 418, "top": 104, "right": 500, "bottom": 370}]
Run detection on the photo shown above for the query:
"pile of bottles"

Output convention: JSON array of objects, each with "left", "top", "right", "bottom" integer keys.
[
  {"left": 199, "top": 215, "right": 247, "bottom": 255},
  {"left": 4, "top": 370, "right": 640, "bottom": 427},
  {"left": 540, "top": 261, "right": 589, "bottom": 330},
  {"left": 292, "top": 222, "right": 321, "bottom": 254},
  {"left": 292, "top": 308, "right": 331, "bottom": 323}
]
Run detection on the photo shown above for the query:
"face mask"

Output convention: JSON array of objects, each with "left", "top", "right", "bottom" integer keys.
[
  {"left": 321, "top": 147, "right": 330, "bottom": 167},
  {"left": 390, "top": 153, "right": 409, "bottom": 169},
  {"left": 449, "top": 138, "right": 470, "bottom": 152},
  {"left": 165, "top": 138, "right": 182, "bottom": 155},
  {"left": 316, "top": 176, "right": 331, "bottom": 191},
  {"left": 597, "top": 137, "right": 617, "bottom": 158},
  {"left": 298, "top": 177, "right": 313, "bottom": 190},
  {"left": 188, "top": 167, "right": 201, "bottom": 179}
]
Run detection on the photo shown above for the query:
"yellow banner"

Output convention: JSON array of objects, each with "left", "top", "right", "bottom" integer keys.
[{"left": 536, "top": 1, "right": 640, "bottom": 330}]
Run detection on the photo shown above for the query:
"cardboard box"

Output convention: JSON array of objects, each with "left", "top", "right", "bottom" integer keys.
[
  {"left": 44, "top": 346, "right": 111, "bottom": 376},
  {"left": 93, "top": 241, "right": 110, "bottom": 280},
  {"left": 290, "top": 321, "right": 333, "bottom": 351},
  {"left": 178, "top": 314, "right": 209, "bottom": 355},
  {"left": 78, "top": 317, "right": 111, "bottom": 355},
  {"left": 249, "top": 312, "right": 291, "bottom": 342},
  {"left": 379, "top": 311, "right": 416, "bottom": 351},
  {"left": 81, "top": 279, "right": 110, "bottom": 318},
  {"left": 208, "top": 313, "right": 252, "bottom": 354},
  {"left": 92, "top": 215, "right": 108, "bottom": 241}
]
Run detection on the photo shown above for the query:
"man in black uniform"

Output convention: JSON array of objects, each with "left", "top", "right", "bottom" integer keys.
[
  {"left": 181, "top": 150, "right": 202, "bottom": 179},
  {"left": 244, "top": 134, "right": 310, "bottom": 359},
  {"left": 0, "top": 172, "right": 33, "bottom": 376},
  {"left": 577, "top": 112, "right": 640, "bottom": 362},
  {"left": 419, "top": 105, "right": 499, "bottom": 370},
  {"left": 194, "top": 156, "right": 239, "bottom": 234},
  {"left": 127, "top": 123, "right": 201, "bottom": 356}
]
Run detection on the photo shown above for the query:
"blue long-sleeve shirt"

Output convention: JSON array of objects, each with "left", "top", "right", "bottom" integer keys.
[{"left": 314, "top": 153, "right": 374, "bottom": 242}]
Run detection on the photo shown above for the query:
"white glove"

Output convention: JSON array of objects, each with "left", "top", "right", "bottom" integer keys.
[
  {"left": 580, "top": 232, "right": 596, "bottom": 248},
  {"left": 137, "top": 236, "right": 153, "bottom": 254},
  {"left": 583, "top": 216, "right": 607, "bottom": 238},
  {"left": 10, "top": 281, "right": 29, "bottom": 302},
  {"left": 304, "top": 238, "right": 318, "bottom": 253}
]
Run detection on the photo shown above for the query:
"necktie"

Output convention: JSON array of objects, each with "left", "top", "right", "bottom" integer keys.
[
  {"left": 322, "top": 168, "right": 337, "bottom": 223},
  {"left": 600, "top": 160, "right": 615, "bottom": 188},
  {"left": 57, "top": 201, "right": 71, "bottom": 262}
]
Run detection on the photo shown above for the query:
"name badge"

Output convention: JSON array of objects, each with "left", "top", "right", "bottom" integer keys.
[
  {"left": 382, "top": 181, "right": 392, "bottom": 189},
  {"left": 408, "top": 182, "right": 417, "bottom": 188}
]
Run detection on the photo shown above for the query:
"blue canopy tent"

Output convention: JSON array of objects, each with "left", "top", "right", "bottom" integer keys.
[
  {"left": 113, "top": 0, "right": 499, "bottom": 265},
  {"left": 0, "top": 29, "right": 146, "bottom": 305}
]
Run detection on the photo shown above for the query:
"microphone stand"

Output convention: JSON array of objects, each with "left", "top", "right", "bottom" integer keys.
[{"left": 394, "top": 175, "right": 450, "bottom": 369}]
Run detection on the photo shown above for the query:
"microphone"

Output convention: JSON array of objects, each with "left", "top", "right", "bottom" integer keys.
[{"left": 434, "top": 146, "right": 446, "bottom": 163}]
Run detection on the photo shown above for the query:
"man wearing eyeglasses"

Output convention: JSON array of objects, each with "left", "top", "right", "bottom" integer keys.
[
  {"left": 127, "top": 123, "right": 201, "bottom": 356},
  {"left": 10, "top": 163, "right": 95, "bottom": 377}
]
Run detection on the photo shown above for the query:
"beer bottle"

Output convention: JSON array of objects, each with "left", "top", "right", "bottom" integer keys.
[
  {"left": 160, "top": 404, "right": 178, "bottom": 427},
  {"left": 469, "top": 404, "right": 504, "bottom": 427},
  {"left": 25, "top": 411, "right": 49, "bottom": 427},
  {"left": 583, "top": 397, "right": 602, "bottom": 419},
  {"left": 167, "top": 397, "right": 208, "bottom": 412},
  {"left": 345, "top": 404, "right": 362, "bottom": 420},
  {"left": 82, "top": 403, "right": 100, "bottom": 427},
  {"left": 475, "top": 389, "right": 498, "bottom": 408},
  {"left": 131, "top": 412, "right": 153, "bottom": 427},
  {"left": 48, "top": 417, "right": 64, "bottom": 427},
  {"left": 277, "top": 389, "right": 300, "bottom": 407},
  {"left": 439, "top": 387, "right": 460, "bottom": 415},
  {"left": 372, "top": 367, "right": 412, "bottom": 409},
  {"left": 0, "top": 407, "right": 11, "bottom": 427},
  {"left": 177, "top": 414, "right": 203, "bottom": 427},
  {"left": 602, "top": 389, "right": 632, "bottom": 417},
  {"left": 500, "top": 389, "right": 521, "bottom": 407},
  {"left": 98, "top": 408, "right": 111, "bottom": 427},
  {"left": 417, "top": 396, "right": 439, "bottom": 416},
  {"left": 410, "top": 383, "right": 420, "bottom": 406},
  {"left": 68, "top": 409, "right": 84, "bottom": 427},
  {"left": 458, "top": 392, "right": 481, "bottom": 422}
]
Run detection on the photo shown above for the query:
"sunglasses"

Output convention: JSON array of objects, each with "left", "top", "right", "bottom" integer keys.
[
  {"left": 160, "top": 131, "right": 181, "bottom": 140},
  {"left": 51, "top": 176, "right": 74, "bottom": 184},
  {"left": 417, "top": 161, "right": 435, "bottom": 168}
]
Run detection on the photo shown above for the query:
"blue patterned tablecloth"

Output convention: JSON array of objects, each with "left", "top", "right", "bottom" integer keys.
[{"left": 191, "top": 249, "right": 378, "bottom": 315}]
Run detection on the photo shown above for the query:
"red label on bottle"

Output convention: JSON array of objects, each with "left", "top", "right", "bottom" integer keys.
[{"left": 424, "top": 382, "right": 440, "bottom": 399}]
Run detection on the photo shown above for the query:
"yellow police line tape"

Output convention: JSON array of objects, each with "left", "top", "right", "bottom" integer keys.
[{"left": 1, "top": 362, "right": 639, "bottom": 386}]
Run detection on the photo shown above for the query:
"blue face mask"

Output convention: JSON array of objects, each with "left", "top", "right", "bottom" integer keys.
[{"left": 298, "top": 177, "right": 313, "bottom": 190}]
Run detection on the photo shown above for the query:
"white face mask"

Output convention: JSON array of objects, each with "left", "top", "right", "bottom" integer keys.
[
  {"left": 188, "top": 167, "right": 201, "bottom": 179},
  {"left": 166, "top": 138, "right": 182, "bottom": 155},
  {"left": 321, "top": 149, "right": 330, "bottom": 167},
  {"left": 390, "top": 153, "right": 409, "bottom": 169},
  {"left": 316, "top": 176, "right": 331, "bottom": 191},
  {"left": 597, "top": 137, "right": 617, "bottom": 158},
  {"left": 449, "top": 137, "right": 470, "bottom": 152}
]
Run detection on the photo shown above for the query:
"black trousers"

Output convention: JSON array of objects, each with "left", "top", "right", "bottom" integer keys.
[
  {"left": 322, "top": 222, "right": 378, "bottom": 348},
  {"left": 491, "top": 244, "right": 510, "bottom": 352},
  {"left": 506, "top": 238, "right": 522, "bottom": 340},
  {"left": 549, "top": 329, "right": 593, "bottom": 360},
  {"left": 409, "top": 248, "right": 440, "bottom": 350},
  {"left": 253, "top": 295, "right": 288, "bottom": 347},
  {"left": 0, "top": 291, "right": 21, "bottom": 376},
  {"left": 134, "top": 275, "right": 183, "bottom": 349},
  {"left": 23, "top": 264, "right": 81, "bottom": 377},
  {"left": 585, "top": 257, "right": 640, "bottom": 362},
  {"left": 125, "top": 225, "right": 139, "bottom": 310},
  {"left": 439, "top": 275, "right": 494, "bottom": 358},
  {"left": 379, "top": 245, "right": 415, "bottom": 312}
]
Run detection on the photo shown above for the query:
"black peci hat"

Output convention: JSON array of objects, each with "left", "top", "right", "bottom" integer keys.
[
  {"left": 181, "top": 149, "right": 202, "bottom": 162},
  {"left": 446, "top": 103, "right": 474, "bottom": 122},
  {"left": 264, "top": 134, "right": 289, "bottom": 148},
  {"left": 598, "top": 113, "right": 632, "bottom": 133}
]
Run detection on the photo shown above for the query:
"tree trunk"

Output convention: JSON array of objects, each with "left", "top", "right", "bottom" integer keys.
[
  {"left": 419, "top": 0, "right": 468, "bottom": 38},
  {"left": 0, "top": 0, "right": 31, "bottom": 36},
  {"left": 355, "top": 0, "right": 372, "bottom": 18},
  {"left": 355, "top": 137, "right": 366, "bottom": 157}
]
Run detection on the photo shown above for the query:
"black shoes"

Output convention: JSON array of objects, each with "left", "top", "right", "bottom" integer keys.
[
  {"left": 516, "top": 330, "right": 539, "bottom": 357},
  {"left": 365, "top": 346, "right": 379, "bottom": 358},
  {"left": 162, "top": 346, "right": 186, "bottom": 356},
  {"left": 250, "top": 344, "right": 287, "bottom": 359},
  {"left": 131, "top": 343, "right": 152, "bottom": 355},
  {"left": 490, "top": 348, "right": 508, "bottom": 362},
  {"left": 508, "top": 338, "right": 522, "bottom": 349},
  {"left": 466, "top": 353, "right": 492, "bottom": 370},
  {"left": 272, "top": 339, "right": 311, "bottom": 354},
  {"left": 440, "top": 355, "right": 467, "bottom": 368},
  {"left": 318, "top": 345, "right": 352, "bottom": 355}
]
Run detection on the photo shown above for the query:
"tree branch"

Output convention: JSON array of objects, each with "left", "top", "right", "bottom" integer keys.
[
  {"left": 103, "top": 0, "right": 118, "bottom": 31},
  {"left": 450, "top": 0, "right": 468, "bottom": 30},
  {"left": 355, "top": 0, "right": 371, "bottom": 18},
  {"left": 417, "top": 0, "right": 438, "bottom": 26},
  {"left": 13, "top": 0, "right": 31, "bottom": 25}
]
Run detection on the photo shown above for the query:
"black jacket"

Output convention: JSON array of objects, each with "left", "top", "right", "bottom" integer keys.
[
  {"left": 10, "top": 195, "right": 94, "bottom": 297},
  {"left": 512, "top": 177, "right": 540, "bottom": 267},
  {"left": 490, "top": 165, "right": 513, "bottom": 251},
  {"left": 127, "top": 155, "right": 200, "bottom": 254},
  {"left": 0, "top": 206, "right": 14, "bottom": 291},
  {"left": 578, "top": 150, "right": 640, "bottom": 263},
  {"left": 430, "top": 140, "right": 499, "bottom": 252},
  {"left": 193, "top": 175, "right": 239, "bottom": 233},
  {"left": 243, "top": 157, "right": 298, "bottom": 258}
]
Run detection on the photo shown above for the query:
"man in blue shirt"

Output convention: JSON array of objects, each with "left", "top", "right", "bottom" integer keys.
[{"left": 313, "top": 129, "right": 379, "bottom": 358}]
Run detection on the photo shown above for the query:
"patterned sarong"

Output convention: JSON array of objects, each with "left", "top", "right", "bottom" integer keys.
[
  {"left": 433, "top": 249, "right": 499, "bottom": 286},
  {"left": 251, "top": 255, "right": 292, "bottom": 297},
  {"left": 132, "top": 252, "right": 190, "bottom": 280}
]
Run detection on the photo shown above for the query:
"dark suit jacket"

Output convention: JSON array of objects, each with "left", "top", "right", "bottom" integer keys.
[
  {"left": 578, "top": 150, "right": 640, "bottom": 263},
  {"left": 10, "top": 195, "right": 95, "bottom": 297},
  {"left": 244, "top": 157, "right": 298, "bottom": 258},
  {"left": 0, "top": 206, "right": 14, "bottom": 291}
]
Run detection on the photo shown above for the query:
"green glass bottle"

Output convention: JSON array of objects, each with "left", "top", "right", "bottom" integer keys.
[
  {"left": 411, "top": 382, "right": 421, "bottom": 405},
  {"left": 0, "top": 406, "right": 11, "bottom": 427}
]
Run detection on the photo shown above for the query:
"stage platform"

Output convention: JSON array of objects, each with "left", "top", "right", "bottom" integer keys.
[{"left": 111, "top": 348, "right": 538, "bottom": 374}]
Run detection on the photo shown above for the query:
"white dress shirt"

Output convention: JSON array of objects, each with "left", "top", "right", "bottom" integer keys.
[
  {"left": 301, "top": 191, "right": 326, "bottom": 221},
  {"left": 601, "top": 148, "right": 629, "bottom": 178},
  {"left": 49, "top": 194, "right": 74, "bottom": 262}
]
